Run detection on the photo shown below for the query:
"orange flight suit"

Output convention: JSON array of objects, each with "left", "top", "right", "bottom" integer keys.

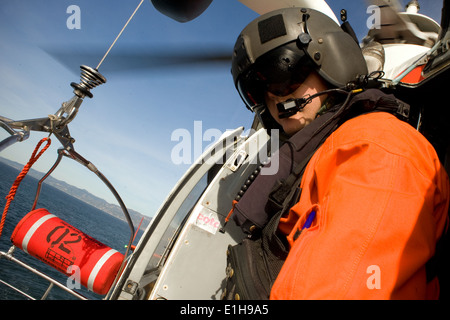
[{"left": 270, "top": 112, "right": 449, "bottom": 299}]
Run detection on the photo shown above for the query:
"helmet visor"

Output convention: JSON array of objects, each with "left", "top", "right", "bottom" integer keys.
[{"left": 236, "top": 43, "right": 315, "bottom": 111}]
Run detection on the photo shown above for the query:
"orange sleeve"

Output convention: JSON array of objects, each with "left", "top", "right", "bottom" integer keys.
[{"left": 271, "top": 113, "right": 449, "bottom": 300}]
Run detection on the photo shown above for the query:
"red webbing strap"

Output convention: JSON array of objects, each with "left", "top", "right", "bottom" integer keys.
[{"left": 0, "top": 137, "right": 51, "bottom": 240}]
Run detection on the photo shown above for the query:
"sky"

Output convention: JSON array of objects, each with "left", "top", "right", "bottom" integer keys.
[{"left": 0, "top": 0, "right": 443, "bottom": 217}]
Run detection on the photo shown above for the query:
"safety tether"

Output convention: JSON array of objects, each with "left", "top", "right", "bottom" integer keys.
[{"left": 0, "top": 137, "right": 51, "bottom": 240}]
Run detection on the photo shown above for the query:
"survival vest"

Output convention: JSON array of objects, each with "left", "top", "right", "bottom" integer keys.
[{"left": 222, "top": 88, "right": 412, "bottom": 300}]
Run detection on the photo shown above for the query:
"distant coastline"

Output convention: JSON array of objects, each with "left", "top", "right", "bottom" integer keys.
[{"left": 0, "top": 157, "right": 151, "bottom": 229}]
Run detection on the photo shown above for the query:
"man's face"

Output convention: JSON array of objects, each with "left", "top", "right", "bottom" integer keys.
[{"left": 265, "top": 72, "right": 328, "bottom": 136}]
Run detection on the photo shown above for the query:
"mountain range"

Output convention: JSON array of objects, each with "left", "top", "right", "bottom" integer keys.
[{"left": 0, "top": 157, "right": 151, "bottom": 230}]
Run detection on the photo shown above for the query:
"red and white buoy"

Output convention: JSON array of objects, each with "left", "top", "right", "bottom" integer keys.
[{"left": 11, "top": 208, "right": 124, "bottom": 295}]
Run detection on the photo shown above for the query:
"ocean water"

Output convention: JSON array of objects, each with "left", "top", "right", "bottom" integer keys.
[{"left": 0, "top": 161, "right": 142, "bottom": 300}]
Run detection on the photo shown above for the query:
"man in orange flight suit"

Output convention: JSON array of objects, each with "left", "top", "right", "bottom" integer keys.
[
  {"left": 230, "top": 7, "right": 449, "bottom": 299},
  {"left": 272, "top": 111, "right": 449, "bottom": 299}
]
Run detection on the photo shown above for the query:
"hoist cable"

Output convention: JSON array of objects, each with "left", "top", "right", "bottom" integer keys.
[{"left": 96, "top": 0, "right": 145, "bottom": 70}]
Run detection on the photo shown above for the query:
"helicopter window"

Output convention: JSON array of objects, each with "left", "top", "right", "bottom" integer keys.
[{"left": 144, "top": 172, "right": 210, "bottom": 274}]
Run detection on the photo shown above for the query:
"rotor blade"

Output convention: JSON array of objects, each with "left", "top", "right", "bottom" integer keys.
[{"left": 42, "top": 46, "right": 232, "bottom": 74}]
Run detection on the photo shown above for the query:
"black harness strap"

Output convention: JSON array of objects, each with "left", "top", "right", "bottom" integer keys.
[{"left": 223, "top": 151, "right": 314, "bottom": 300}]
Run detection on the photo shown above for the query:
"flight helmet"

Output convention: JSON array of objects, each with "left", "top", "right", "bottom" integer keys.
[{"left": 231, "top": 7, "right": 368, "bottom": 129}]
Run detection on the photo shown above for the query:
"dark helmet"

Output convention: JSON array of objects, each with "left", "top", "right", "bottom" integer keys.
[{"left": 231, "top": 7, "right": 368, "bottom": 128}]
